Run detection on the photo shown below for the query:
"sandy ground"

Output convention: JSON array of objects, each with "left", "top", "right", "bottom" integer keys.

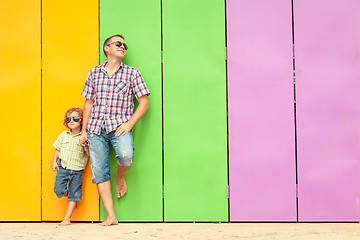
[{"left": 1, "top": 222, "right": 360, "bottom": 240}]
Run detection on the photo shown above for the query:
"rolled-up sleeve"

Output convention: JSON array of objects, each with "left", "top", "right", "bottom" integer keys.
[
  {"left": 132, "top": 70, "right": 150, "bottom": 99},
  {"left": 53, "top": 132, "right": 64, "bottom": 151},
  {"left": 81, "top": 70, "right": 95, "bottom": 100}
]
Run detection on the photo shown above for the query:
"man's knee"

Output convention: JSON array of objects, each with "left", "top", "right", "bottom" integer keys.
[{"left": 117, "top": 154, "right": 133, "bottom": 167}]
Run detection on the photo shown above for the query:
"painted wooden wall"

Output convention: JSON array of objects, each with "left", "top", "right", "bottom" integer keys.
[{"left": 1, "top": 0, "right": 359, "bottom": 222}]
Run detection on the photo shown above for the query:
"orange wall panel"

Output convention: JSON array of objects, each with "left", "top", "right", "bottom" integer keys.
[
  {"left": 42, "top": 0, "right": 99, "bottom": 221},
  {"left": 0, "top": 0, "right": 41, "bottom": 220}
]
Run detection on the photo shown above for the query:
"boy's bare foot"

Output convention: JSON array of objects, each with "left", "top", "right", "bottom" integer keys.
[
  {"left": 59, "top": 219, "right": 71, "bottom": 226},
  {"left": 99, "top": 217, "right": 118, "bottom": 226},
  {"left": 116, "top": 171, "right": 127, "bottom": 198}
]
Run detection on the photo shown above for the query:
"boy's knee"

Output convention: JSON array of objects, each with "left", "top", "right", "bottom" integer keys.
[{"left": 54, "top": 186, "right": 67, "bottom": 198}]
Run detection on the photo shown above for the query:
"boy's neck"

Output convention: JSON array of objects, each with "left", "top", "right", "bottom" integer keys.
[{"left": 70, "top": 128, "right": 81, "bottom": 135}]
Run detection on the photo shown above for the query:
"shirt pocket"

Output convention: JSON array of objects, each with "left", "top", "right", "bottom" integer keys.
[
  {"left": 60, "top": 140, "right": 70, "bottom": 150},
  {"left": 114, "top": 80, "right": 130, "bottom": 96}
]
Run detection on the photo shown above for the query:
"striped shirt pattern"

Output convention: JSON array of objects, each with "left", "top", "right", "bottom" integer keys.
[
  {"left": 53, "top": 130, "right": 88, "bottom": 171},
  {"left": 82, "top": 62, "right": 150, "bottom": 134}
]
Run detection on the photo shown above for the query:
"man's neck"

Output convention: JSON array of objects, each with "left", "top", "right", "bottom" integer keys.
[{"left": 105, "top": 57, "right": 122, "bottom": 71}]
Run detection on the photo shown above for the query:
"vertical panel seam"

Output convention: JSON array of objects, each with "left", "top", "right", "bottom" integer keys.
[
  {"left": 98, "top": 0, "right": 101, "bottom": 221},
  {"left": 224, "top": 0, "right": 230, "bottom": 223},
  {"left": 291, "top": 0, "right": 299, "bottom": 223},
  {"left": 160, "top": 0, "right": 165, "bottom": 223},
  {"left": 40, "top": 0, "right": 43, "bottom": 221}
]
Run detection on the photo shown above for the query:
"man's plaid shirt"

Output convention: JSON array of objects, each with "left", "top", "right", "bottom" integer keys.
[
  {"left": 53, "top": 130, "right": 88, "bottom": 170},
  {"left": 81, "top": 62, "right": 150, "bottom": 134}
]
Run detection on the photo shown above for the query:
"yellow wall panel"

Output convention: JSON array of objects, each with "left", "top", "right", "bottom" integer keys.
[
  {"left": 0, "top": 0, "right": 41, "bottom": 220},
  {"left": 42, "top": 0, "right": 99, "bottom": 221}
]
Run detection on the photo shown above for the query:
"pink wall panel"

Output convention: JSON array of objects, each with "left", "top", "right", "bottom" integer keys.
[
  {"left": 295, "top": 0, "right": 360, "bottom": 221},
  {"left": 227, "top": 0, "right": 296, "bottom": 221}
]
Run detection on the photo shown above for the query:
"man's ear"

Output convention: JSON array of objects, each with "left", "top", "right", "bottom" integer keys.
[{"left": 104, "top": 45, "right": 110, "bottom": 55}]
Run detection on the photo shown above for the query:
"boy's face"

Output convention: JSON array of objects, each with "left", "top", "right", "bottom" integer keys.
[{"left": 66, "top": 111, "right": 81, "bottom": 131}]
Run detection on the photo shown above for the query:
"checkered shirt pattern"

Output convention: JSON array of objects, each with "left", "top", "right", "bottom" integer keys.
[
  {"left": 81, "top": 62, "right": 150, "bottom": 134},
  {"left": 53, "top": 130, "right": 88, "bottom": 171}
]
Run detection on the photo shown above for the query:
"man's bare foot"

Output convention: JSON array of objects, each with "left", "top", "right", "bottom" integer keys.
[
  {"left": 59, "top": 219, "right": 71, "bottom": 226},
  {"left": 99, "top": 217, "right": 118, "bottom": 226},
  {"left": 116, "top": 171, "right": 127, "bottom": 198}
]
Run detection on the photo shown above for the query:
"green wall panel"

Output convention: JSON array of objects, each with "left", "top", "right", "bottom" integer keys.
[
  {"left": 163, "top": 0, "right": 228, "bottom": 221},
  {"left": 100, "top": 0, "right": 162, "bottom": 221}
]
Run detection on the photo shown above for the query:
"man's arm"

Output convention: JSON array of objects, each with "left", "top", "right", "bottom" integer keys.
[
  {"left": 80, "top": 99, "right": 94, "bottom": 146},
  {"left": 115, "top": 95, "right": 149, "bottom": 136}
]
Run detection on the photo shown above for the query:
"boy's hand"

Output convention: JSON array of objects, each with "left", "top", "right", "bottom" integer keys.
[
  {"left": 80, "top": 132, "right": 88, "bottom": 147},
  {"left": 52, "top": 161, "right": 59, "bottom": 171}
]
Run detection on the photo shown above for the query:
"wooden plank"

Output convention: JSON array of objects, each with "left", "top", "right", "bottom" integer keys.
[
  {"left": 41, "top": 0, "right": 99, "bottom": 221},
  {"left": 163, "top": 0, "right": 228, "bottom": 221},
  {"left": 227, "top": 0, "right": 296, "bottom": 221},
  {"left": 99, "top": 0, "right": 163, "bottom": 221},
  {"left": 0, "top": 0, "right": 41, "bottom": 221},
  {"left": 295, "top": 0, "right": 360, "bottom": 221}
]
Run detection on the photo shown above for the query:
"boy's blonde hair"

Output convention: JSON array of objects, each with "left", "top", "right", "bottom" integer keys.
[{"left": 63, "top": 108, "right": 83, "bottom": 129}]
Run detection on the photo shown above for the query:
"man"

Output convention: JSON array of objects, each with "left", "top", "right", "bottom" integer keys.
[{"left": 80, "top": 34, "right": 150, "bottom": 226}]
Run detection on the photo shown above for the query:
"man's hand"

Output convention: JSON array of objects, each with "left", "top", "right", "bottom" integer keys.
[
  {"left": 115, "top": 121, "right": 134, "bottom": 136},
  {"left": 52, "top": 161, "right": 59, "bottom": 171},
  {"left": 80, "top": 131, "right": 88, "bottom": 147}
]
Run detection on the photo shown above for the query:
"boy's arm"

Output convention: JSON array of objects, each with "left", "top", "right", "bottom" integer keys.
[
  {"left": 52, "top": 149, "right": 60, "bottom": 171},
  {"left": 80, "top": 99, "right": 94, "bottom": 146},
  {"left": 115, "top": 95, "right": 149, "bottom": 136}
]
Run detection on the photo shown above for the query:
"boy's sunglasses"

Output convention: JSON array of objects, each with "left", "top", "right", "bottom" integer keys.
[
  {"left": 65, "top": 117, "right": 81, "bottom": 123},
  {"left": 108, "top": 41, "right": 128, "bottom": 50}
]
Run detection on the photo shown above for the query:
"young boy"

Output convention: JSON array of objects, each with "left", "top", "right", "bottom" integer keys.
[{"left": 52, "top": 108, "right": 89, "bottom": 225}]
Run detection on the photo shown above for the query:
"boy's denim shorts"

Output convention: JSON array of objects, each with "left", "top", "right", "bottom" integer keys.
[
  {"left": 54, "top": 160, "right": 84, "bottom": 201},
  {"left": 88, "top": 123, "right": 134, "bottom": 184}
]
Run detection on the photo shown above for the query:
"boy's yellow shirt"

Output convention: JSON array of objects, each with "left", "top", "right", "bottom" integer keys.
[{"left": 53, "top": 130, "right": 88, "bottom": 171}]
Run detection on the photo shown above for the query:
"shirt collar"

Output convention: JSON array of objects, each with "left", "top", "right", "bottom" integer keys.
[
  {"left": 101, "top": 61, "right": 124, "bottom": 75},
  {"left": 65, "top": 130, "right": 81, "bottom": 136}
]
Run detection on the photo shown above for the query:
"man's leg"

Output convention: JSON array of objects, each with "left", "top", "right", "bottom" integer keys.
[
  {"left": 97, "top": 181, "right": 118, "bottom": 226},
  {"left": 109, "top": 131, "right": 134, "bottom": 198},
  {"left": 116, "top": 164, "right": 131, "bottom": 198},
  {"left": 88, "top": 126, "right": 117, "bottom": 226}
]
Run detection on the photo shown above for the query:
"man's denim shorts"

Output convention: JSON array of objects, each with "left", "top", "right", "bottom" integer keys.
[
  {"left": 54, "top": 160, "right": 84, "bottom": 201},
  {"left": 88, "top": 123, "right": 134, "bottom": 184}
]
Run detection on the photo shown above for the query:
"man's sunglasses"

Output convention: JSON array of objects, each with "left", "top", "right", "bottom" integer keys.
[
  {"left": 65, "top": 117, "right": 81, "bottom": 123},
  {"left": 108, "top": 41, "right": 128, "bottom": 50}
]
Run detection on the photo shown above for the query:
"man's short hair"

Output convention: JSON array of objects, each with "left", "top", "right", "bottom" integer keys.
[{"left": 103, "top": 34, "right": 125, "bottom": 57}]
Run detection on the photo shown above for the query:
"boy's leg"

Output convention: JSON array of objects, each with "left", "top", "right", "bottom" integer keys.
[
  {"left": 59, "top": 201, "right": 77, "bottom": 226},
  {"left": 109, "top": 131, "right": 134, "bottom": 198},
  {"left": 61, "top": 169, "right": 84, "bottom": 226},
  {"left": 54, "top": 164, "right": 69, "bottom": 198}
]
